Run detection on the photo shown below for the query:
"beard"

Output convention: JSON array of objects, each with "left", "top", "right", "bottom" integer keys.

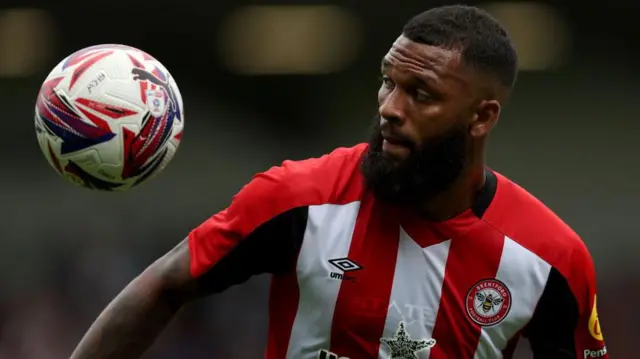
[{"left": 360, "top": 116, "right": 468, "bottom": 206}]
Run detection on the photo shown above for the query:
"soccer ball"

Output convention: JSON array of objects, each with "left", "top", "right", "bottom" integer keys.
[{"left": 34, "top": 44, "right": 184, "bottom": 191}]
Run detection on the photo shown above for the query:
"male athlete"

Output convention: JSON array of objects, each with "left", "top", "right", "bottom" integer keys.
[{"left": 70, "top": 5, "right": 609, "bottom": 359}]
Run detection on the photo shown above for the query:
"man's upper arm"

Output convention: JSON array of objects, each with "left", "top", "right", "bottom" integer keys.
[
  {"left": 524, "top": 241, "right": 608, "bottom": 359},
  {"left": 187, "top": 164, "right": 314, "bottom": 294}
]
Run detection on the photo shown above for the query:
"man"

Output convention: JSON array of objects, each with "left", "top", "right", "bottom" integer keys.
[{"left": 70, "top": 5, "right": 609, "bottom": 359}]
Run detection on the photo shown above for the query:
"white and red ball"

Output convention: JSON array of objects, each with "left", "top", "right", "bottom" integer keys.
[{"left": 34, "top": 44, "right": 184, "bottom": 191}]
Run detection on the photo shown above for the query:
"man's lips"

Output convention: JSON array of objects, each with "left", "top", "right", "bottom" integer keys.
[
  {"left": 381, "top": 132, "right": 412, "bottom": 147},
  {"left": 381, "top": 132, "right": 412, "bottom": 157}
]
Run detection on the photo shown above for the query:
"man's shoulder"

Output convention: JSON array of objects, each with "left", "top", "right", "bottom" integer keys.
[
  {"left": 275, "top": 143, "right": 367, "bottom": 179},
  {"left": 238, "top": 144, "right": 367, "bottom": 208},
  {"left": 484, "top": 171, "right": 588, "bottom": 268}
]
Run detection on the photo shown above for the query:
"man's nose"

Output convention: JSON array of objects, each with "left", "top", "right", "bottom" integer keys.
[{"left": 379, "top": 90, "right": 406, "bottom": 126}]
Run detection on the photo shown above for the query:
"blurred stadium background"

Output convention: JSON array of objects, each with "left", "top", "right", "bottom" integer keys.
[{"left": 0, "top": 1, "right": 638, "bottom": 358}]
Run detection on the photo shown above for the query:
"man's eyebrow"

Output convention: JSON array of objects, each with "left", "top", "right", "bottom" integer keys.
[
  {"left": 380, "top": 59, "right": 438, "bottom": 87},
  {"left": 381, "top": 58, "right": 391, "bottom": 71}
]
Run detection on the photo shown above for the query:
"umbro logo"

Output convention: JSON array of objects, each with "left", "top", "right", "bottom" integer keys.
[
  {"left": 317, "top": 349, "right": 348, "bottom": 359},
  {"left": 328, "top": 257, "right": 362, "bottom": 282}
]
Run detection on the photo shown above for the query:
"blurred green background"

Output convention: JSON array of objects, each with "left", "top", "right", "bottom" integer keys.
[{"left": 0, "top": 1, "right": 637, "bottom": 358}]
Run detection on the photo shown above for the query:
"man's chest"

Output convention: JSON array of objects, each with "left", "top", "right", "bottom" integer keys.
[{"left": 279, "top": 201, "right": 552, "bottom": 359}]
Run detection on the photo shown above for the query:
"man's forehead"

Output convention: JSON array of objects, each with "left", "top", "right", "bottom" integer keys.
[
  {"left": 382, "top": 35, "right": 473, "bottom": 93},
  {"left": 383, "top": 35, "right": 459, "bottom": 70}
]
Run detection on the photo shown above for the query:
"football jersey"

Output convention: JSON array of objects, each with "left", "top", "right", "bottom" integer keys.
[{"left": 188, "top": 144, "right": 608, "bottom": 359}]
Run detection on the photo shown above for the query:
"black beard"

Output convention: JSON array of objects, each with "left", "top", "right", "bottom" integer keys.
[{"left": 360, "top": 117, "right": 468, "bottom": 206}]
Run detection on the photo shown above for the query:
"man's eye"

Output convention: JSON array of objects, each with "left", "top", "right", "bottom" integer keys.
[
  {"left": 415, "top": 89, "right": 432, "bottom": 102},
  {"left": 380, "top": 75, "right": 395, "bottom": 88}
]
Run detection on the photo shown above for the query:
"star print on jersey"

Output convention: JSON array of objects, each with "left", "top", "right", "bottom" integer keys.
[{"left": 380, "top": 322, "right": 436, "bottom": 359}]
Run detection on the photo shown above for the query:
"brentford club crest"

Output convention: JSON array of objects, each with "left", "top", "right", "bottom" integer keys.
[{"left": 465, "top": 279, "right": 511, "bottom": 326}]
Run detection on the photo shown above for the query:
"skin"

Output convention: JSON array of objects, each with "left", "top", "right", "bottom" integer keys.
[
  {"left": 69, "top": 35, "right": 506, "bottom": 359},
  {"left": 377, "top": 35, "right": 503, "bottom": 220}
]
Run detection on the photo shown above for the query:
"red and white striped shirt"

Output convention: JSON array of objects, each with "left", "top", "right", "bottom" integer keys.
[{"left": 188, "top": 144, "right": 608, "bottom": 359}]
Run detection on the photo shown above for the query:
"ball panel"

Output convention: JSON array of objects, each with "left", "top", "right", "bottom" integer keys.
[{"left": 34, "top": 44, "right": 184, "bottom": 190}]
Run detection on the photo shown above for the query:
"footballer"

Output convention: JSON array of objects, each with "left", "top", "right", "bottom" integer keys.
[{"left": 70, "top": 5, "right": 608, "bottom": 359}]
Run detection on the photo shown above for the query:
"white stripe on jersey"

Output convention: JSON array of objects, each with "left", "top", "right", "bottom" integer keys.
[
  {"left": 379, "top": 228, "right": 451, "bottom": 359},
  {"left": 286, "top": 202, "right": 361, "bottom": 359},
  {"left": 473, "top": 236, "right": 551, "bottom": 359}
]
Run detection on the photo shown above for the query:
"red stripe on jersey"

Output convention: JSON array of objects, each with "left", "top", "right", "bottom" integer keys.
[
  {"left": 400, "top": 211, "right": 450, "bottom": 248},
  {"left": 329, "top": 194, "right": 400, "bottom": 358},
  {"left": 266, "top": 272, "right": 300, "bottom": 359},
  {"left": 429, "top": 221, "right": 505, "bottom": 359}
]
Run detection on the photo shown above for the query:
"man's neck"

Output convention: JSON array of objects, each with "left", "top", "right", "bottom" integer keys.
[{"left": 419, "top": 164, "right": 487, "bottom": 221}]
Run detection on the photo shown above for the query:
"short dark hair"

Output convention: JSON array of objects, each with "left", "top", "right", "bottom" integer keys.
[{"left": 403, "top": 5, "right": 518, "bottom": 92}]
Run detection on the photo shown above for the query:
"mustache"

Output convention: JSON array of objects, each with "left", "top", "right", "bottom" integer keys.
[{"left": 371, "top": 115, "right": 417, "bottom": 150}]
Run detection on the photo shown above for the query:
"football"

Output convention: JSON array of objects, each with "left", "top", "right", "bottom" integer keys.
[{"left": 34, "top": 44, "right": 184, "bottom": 191}]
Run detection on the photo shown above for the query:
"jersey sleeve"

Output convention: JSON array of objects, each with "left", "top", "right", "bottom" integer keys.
[
  {"left": 187, "top": 163, "right": 312, "bottom": 293},
  {"left": 524, "top": 241, "right": 608, "bottom": 359}
]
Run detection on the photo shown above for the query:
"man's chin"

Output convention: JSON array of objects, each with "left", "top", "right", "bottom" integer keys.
[{"left": 379, "top": 154, "right": 406, "bottom": 170}]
